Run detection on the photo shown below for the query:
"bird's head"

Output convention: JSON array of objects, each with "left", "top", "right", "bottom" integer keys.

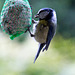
[{"left": 35, "top": 8, "right": 57, "bottom": 24}]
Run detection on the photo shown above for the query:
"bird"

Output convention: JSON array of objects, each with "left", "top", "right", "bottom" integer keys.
[{"left": 28, "top": 8, "right": 57, "bottom": 63}]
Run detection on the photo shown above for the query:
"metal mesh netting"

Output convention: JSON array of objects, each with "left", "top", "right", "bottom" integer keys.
[{"left": 0, "top": 0, "right": 32, "bottom": 40}]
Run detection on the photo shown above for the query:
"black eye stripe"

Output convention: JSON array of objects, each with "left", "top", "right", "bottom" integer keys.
[
  {"left": 38, "top": 9, "right": 51, "bottom": 15},
  {"left": 39, "top": 10, "right": 46, "bottom": 14}
]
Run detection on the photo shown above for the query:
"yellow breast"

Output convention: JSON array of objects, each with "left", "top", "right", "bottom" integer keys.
[
  {"left": 34, "top": 20, "right": 49, "bottom": 43},
  {"left": 38, "top": 20, "right": 48, "bottom": 26}
]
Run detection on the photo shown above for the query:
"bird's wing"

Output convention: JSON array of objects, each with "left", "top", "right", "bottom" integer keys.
[
  {"left": 34, "top": 43, "right": 45, "bottom": 63},
  {"left": 43, "top": 25, "right": 54, "bottom": 51}
]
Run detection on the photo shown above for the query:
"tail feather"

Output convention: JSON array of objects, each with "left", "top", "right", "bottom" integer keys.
[{"left": 34, "top": 43, "right": 45, "bottom": 63}]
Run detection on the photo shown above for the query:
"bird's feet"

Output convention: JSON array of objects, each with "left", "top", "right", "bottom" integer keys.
[
  {"left": 32, "top": 19, "right": 37, "bottom": 23},
  {"left": 25, "top": 26, "right": 35, "bottom": 37}
]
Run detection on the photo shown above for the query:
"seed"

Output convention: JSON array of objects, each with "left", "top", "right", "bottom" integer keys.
[{"left": 0, "top": 0, "right": 32, "bottom": 39}]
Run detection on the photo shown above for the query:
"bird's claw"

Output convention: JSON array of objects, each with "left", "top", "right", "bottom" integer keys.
[
  {"left": 32, "top": 19, "right": 37, "bottom": 23},
  {"left": 24, "top": 25, "right": 35, "bottom": 37},
  {"left": 24, "top": 25, "right": 31, "bottom": 33}
]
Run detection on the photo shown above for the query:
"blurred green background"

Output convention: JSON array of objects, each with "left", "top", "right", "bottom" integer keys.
[{"left": 0, "top": 0, "right": 75, "bottom": 75}]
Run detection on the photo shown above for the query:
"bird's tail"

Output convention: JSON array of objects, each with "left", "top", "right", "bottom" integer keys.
[{"left": 34, "top": 43, "right": 45, "bottom": 63}]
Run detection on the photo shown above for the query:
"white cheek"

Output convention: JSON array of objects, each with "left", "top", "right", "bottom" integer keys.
[{"left": 52, "top": 11, "right": 57, "bottom": 25}]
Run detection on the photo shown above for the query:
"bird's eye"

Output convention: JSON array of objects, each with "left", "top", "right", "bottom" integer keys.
[{"left": 50, "top": 9, "right": 53, "bottom": 12}]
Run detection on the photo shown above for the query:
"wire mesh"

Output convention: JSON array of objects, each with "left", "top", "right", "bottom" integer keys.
[{"left": 0, "top": 0, "right": 32, "bottom": 40}]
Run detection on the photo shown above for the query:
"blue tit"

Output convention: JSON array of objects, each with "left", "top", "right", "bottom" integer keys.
[{"left": 28, "top": 8, "right": 57, "bottom": 63}]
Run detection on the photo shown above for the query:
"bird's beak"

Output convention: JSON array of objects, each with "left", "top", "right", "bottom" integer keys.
[{"left": 34, "top": 14, "right": 39, "bottom": 18}]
